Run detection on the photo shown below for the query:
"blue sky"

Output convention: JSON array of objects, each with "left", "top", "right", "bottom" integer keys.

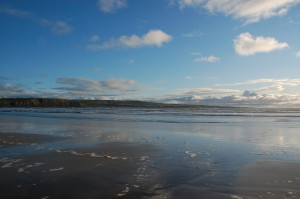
[{"left": 1, "top": 0, "right": 300, "bottom": 107}]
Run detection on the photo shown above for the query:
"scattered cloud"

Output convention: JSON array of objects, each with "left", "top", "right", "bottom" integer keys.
[
  {"left": 0, "top": 83, "right": 39, "bottom": 98},
  {"left": 0, "top": 76, "right": 10, "bottom": 83},
  {"left": 88, "top": 35, "right": 100, "bottom": 42},
  {"left": 0, "top": 77, "right": 142, "bottom": 100},
  {"left": 128, "top": 59, "right": 135, "bottom": 63},
  {"left": 98, "top": 0, "right": 127, "bottom": 13},
  {"left": 255, "top": 84, "right": 285, "bottom": 92},
  {"left": 234, "top": 32, "right": 289, "bottom": 56},
  {"left": 55, "top": 77, "right": 140, "bottom": 98},
  {"left": 171, "top": 0, "right": 300, "bottom": 23},
  {"left": 182, "top": 30, "right": 203, "bottom": 38},
  {"left": 49, "top": 21, "right": 73, "bottom": 35},
  {"left": 195, "top": 55, "right": 219, "bottom": 62},
  {"left": 0, "top": 6, "right": 33, "bottom": 18},
  {"left": 0, "top": 6, "right": 72, "bottom": 35},
  {"left": 176, "top": 87, "right": 241, "bottom": 96},
  {"left": 150, "top": 78, "right": 300, "bottom": 107},
  {"left": 93, "top": 67, "right": 102, "bottom": 71},
  {"left": 87, "top": 30, "right": 172, "bottom": 50},
  {"left": 216, "top": 78, "right": 300, "bottom": 87},
  {"left": 296, "top": 51, "right": 300, "bottom": 57},
  {"left": 38, "top": 74, "right": 48, "bottom": 78},
  {"left": 0, "top": 83, "right": 23, "bottom": 93},
  {"left": 185, "top": 76, "right": 195, "bottom": 80},
  {"left": 191, "top": 52, "right": 202, "bottom": 55},
  {"left": 154, "top": 86, "right": 300, "bottom": 107},
  {"left": 204, "top": 0, "right": 300, "bottom": 24},
  {"left": 170, "top": 0, "right": 205, "bottom": 9},
  {"left": 242, "top": 90, "right": 257, "bottom": 97}
]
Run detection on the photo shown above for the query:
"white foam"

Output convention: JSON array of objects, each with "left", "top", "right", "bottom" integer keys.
[
  {"left": 185, "top": 151, "right": 197, "bottom": 158},
  {"left": 231, "top": 195, "right": 243, "bottom": 199},
  {"left": 116, "top": 185, "right": 130, "bottom": 197},
  {"left": 49, "top": 167, "right": 63, "bottom": 172},
  {"left": 56, "top": 150, "right": 125, "bottom": 160}
]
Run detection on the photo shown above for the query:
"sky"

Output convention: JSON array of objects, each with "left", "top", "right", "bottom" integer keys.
[{"left": 1, "top": 0, "right": 300, "bottom": 107}]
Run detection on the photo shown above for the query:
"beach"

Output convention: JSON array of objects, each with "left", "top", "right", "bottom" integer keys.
[{"left": 1, "top": 108, "right": 300, "bottom": 198}]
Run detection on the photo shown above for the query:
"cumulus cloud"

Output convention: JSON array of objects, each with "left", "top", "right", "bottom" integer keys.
[
  {"left": 0, "top": 6, "right": 72, "bottom": 35},
  {"left": 234, "top": 32, "right": 289, "bottom": 56},
  {"left": 171, "top": 0, "right": 300, "bottom": 23},
  {"left": 87, "top": 30, "right": 172, "bottom": 50},
  {"left": 98, "top": 0, "right": 127, "bottom": 13},
  {"left": 296, "top": 51, "right": 300, "bottom": 57},
  {"left": 195, "top": 56, "right": 219, "bottom": 62}
]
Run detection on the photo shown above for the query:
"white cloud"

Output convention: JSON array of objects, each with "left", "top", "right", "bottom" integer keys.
[
  {"left": 87, "top": 30, "right": 172, "bottom": 50},
  {"left": 195, "top": 56, "right": 219, "bottom": 62},
  {"left": 171, "top": 0, "right": 300, "bottom": 23},
  {"left": 296, "top": 51, "right": 300, "bottom": 57},
  {"left": 216, "top": 78, "right": 276, "bottom": 86},
  {"left": 234, "top": 32, "right": 289, "bottom": 56},
  {"left": 98, "top": 0, "right": 127, "bottom": 13},
  {"left": 255, "top": 84, "right": 285, "bottom": 92},
  {"left": 204, "top": 0, "right": 300, "bottom": 24},
  {"left": 120, "top": 30, "right": 172, "bottom": 47}
]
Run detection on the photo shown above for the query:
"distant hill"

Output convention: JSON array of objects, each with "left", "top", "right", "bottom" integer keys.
[{"left": 0, "top": 98, "right": 212, "bottom": 108}]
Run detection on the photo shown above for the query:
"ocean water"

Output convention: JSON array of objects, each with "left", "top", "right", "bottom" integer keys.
[{"left": 1, "top": 107, "right": 300, "bottom": 198}]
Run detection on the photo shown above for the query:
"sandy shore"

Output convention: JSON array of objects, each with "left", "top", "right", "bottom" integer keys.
[
  {"left": 0, "top": 136, "right": 162, "bottom": 199},
  {"left": 0, "top": 132, "right": 65, "bottom": 148},
  {"left": 1, "top": 132, "right": 300, "bottom": 199},
  {"left": 235, "top": 160, "right": 300, "bottom": 199}
]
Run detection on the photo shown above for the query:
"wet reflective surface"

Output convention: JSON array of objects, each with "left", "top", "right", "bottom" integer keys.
[{"left": 1, "top": 108, "right": 300, "bottom": 198}]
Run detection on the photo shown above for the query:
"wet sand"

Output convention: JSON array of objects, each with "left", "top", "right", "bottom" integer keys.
[
  {"left": 1, "top": 132, "right": 300, "bottom": 199},
  {"left": 0, "top": 133, "right": 162, "bottom": 199},
  {"left": 235, "top": 160, "right": 300, "bottom": 199}
]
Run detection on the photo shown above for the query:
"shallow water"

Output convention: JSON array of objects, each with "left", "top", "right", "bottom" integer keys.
[{"left": 1, "top": 107, "right": 300, "bottom": 198}]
